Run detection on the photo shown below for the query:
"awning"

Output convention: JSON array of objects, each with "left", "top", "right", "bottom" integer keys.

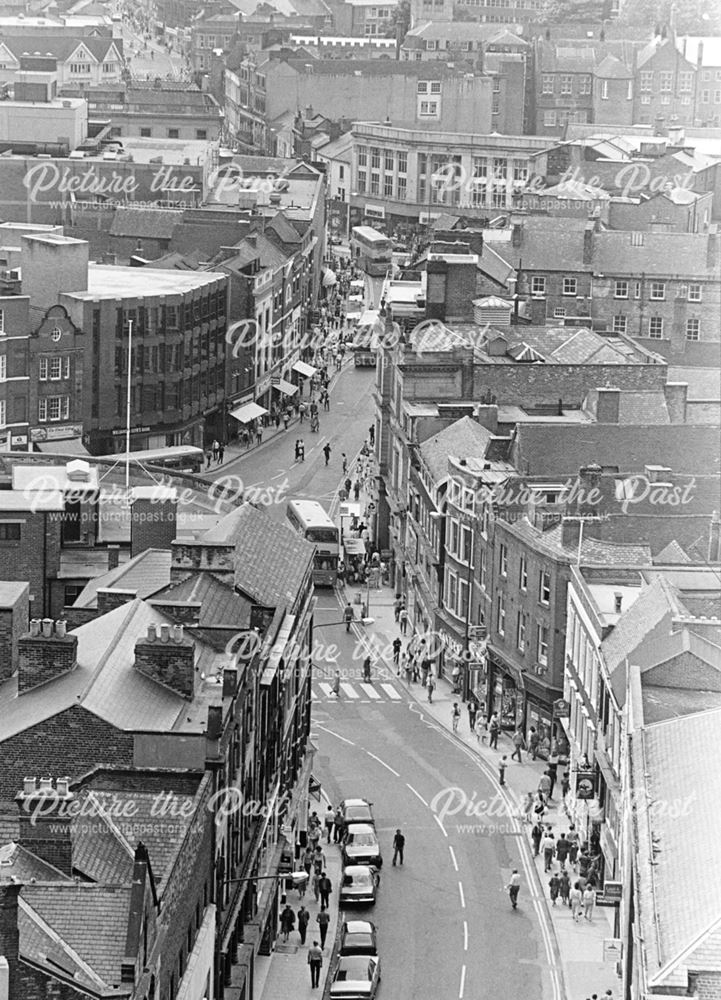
[
  {"left": 230, "top": 401, "right": 267, "bottom": 424},
  {"left": 343, "top": 539, "right": 366, "bottom": 557},
  {"left": 322, "top": 268, "right": 337, "bottom": 287},
  {"left": 273, "top": 378, "right": 298, "bottom": 397},
  {"left": 292, "top": 360, "right": 317, "bottom": 378},
  {"left": 36, "top": 438, "right": 90, "bottom": 455}
]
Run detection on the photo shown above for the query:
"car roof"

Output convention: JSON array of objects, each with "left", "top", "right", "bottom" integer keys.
[
  {"left": 338, "top": 955, "right": 375, "bottom": 971},
  {"left": 346, "top": 823, "right": 375, "bottom": 835},
  {"left": 343, "top": 865, "right": 376, "bottom": 875},
  {"left": 345, "top": 920, "right": 374, "bottom": 933},
  {"left": 342, "top": 798, "right": 371, "bottom": 807}
]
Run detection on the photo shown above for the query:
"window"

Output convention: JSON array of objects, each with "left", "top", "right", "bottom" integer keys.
[
  {"left": 397, "top": 152, "right": 407, "bottom": 174},
  {"left": 543, "top": 110, "right": 557, "bottom": 127},
  {"left": 600, "top": 80, "right": 609, "bottom": 100},
  {"left": 516, "top": 612, "right": 526, "bottom": 652},
  {"left": 419, "top": 100, "right": 439, "bottom": 117},
  {"left": 648, "top": 316, "right": 664, "bottom": 338},
  {"left": 580, "top": 75, "right": 592, "bottom": 94},
  {"left": 358, "top": 147, "right": 367, "bottom": 166},
  {"left": 370, "top": 147, "right": 380, "bottom": 169},
  {"left": 688, "top": 283, "right": 702, "bottom": 302},
  {"left": 702, "top": 89, "right": 710, "bottom": 103},
  {"left": 64, "top": 583, "right": 84, "bottom": 605},
  {"left": 627, "top": 80, "right": 633, "bottom": 100},
  {"left": 0, "top": 309, "right": 4, "bottom": 333},
  {"left": 102, "top": 61, "right": 116, "bottom": 73},
  {"left": 612, "top": 315, "right": 627, "bottom": 334},
  {"left": 417, "top": 81, "right": 428, "bottom": 94},
  {"left": 541, "top": 74, "right": 554, "bottom": 95},
  {"left": 497, "top": 593, "right": 506, "bottom": 635},
  {"left": 679, "top": 71, "right": 693, "bottom": 92},
  {"left": 686, "top": 318, "right": 700, "bottom": 341},
  {"left": 513, "top": 160, "right": 528, "bottom": 182},
  {"left": 640, "top": 71, "right": 653, "bottom": 91},
  {"left": 614, "top": 279, "right": 628, "bottom": 298},
  {"left": 560, "top": 74, "right": 572, "bottom": 95},
  {"left": 531, "top": 276, "right": 546, "bottom": 296},
  {"left": 0, "top": 523, "right": 20, "bottom": 541},
  {"left": 357, "top": 170, "right": 366, "bottom": 193},
  {"left": 537, "top": 623, "right": 548, "bottom": 665},
  {"left": 38, "top": 395, "right": 69, "bottom": 422},
  {"left": 539, "top": 569, "right": 551, "bottom": 605},
  {"left": 634, "top": 280, "right": 642, "bottom": 298},
  {"left": 562, "top": 276, "right": 577, "bottom": 296},
  {"left": 493, "top": 157, "right": 506, "bottom": 179},
  {"left": 519, "top": 555, "right": 528, "bottom": 591},
  {"left": 140, "top": 127, "right": 152, "bottom": 137},
  {"left": 650, "top": 281, "right": 665, "bottom": 300},
  {"left": 554, "top": 307, "right": 566, "bottom": 318},
  {"left": 641, "top": 95, "right": 651, "bottom": 105},
  {"left": 397, "top": 176, "right": 406, "bottom": 200},
  {"left": 70, "top": 62, "right": 91, "bottom": 74},
  {"left": 430, "top": 81, "right": 441, "bottom": 94},
  {"left": 499, "top": 542, "right": 507, "bottom": 576},
  {"left": 384, "top": 175, "right": 393, "bottom": 197},
  {"left": 659, "top": 71, "right": 672, "bottom": 92},
  {"left": 0, "top": 355, "right": 5, "bottom": 381},
  {"left": 384, "top": 152, "right": 394, "bottom": 171},
  {"left": 168, "top": 128, "right": 179, "bottom": 138},
  {"left": 0, "top": 399, "right": 4, "bottom": 427},
  {"left": 196, "top": 129, "right": 207, "bottom": 140}
]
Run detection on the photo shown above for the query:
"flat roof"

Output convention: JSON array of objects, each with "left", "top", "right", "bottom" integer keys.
[
  {"left": 63, "top": 265, "right": 226, "bottom": 300},
  {"left": 103, "top": 137, "right": 211, "bottom": 165}
]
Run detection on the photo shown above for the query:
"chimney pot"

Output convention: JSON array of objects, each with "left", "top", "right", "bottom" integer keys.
[
  {"left": 38, "top": 777, "right": 52, "bottom": 792},
  {"left": 56, "top": 777, "right": 70, "bottom": 797},
  {"left": 147, "top": 623, "right": 157, "bottom": 642},
  {"left": 41, "top": 618, "right": 53, "bottom": 638},
  {"left": 709, "top": 510, "right": 720, "bottom": 563},
  {"left": 29, "top": 619, "right": 41, "bottom": 637},
  {"left": 159, "top": 624, "right": 170, "bottom": 643},
  {"left": 23, "top": 777, "right": 37, "bottom": 795},
  {"left": 173, "top": 624, "right": 184, "bottom": 643},
  {"left": 55, "top": 620, "right": 67, "bottom": 638},
  {"left": 614, "top": 592, "right": 623, "bottom": 613}
]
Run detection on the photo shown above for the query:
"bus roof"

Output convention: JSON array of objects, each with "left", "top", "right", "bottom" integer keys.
[
  {"left": 352, "top": 225, "right": 391, "bottom": 244},
  {"left": 96, "top": 445, "right": 204, "bottom": 463},
  {"left": 287, "top": 499, "right": 336, "bottom": 527}
]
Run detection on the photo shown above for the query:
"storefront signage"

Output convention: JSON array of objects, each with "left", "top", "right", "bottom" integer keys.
[
  {"left": 111, "top": 425, "right": 150, "bottom": 437},
  {"left": 468, "top": 625, "right": 487, "bottom": 641},
  {"left": 31, "top": 423, "right": 83, "bottom": 442},
  {"left": 11, "top": 434, "right": 27, "bottom": 446},
  {"left": 575, "top": 769, "right": 597, "bottom": 800},
  {"left": 602, "top": 881, "right": 622, "bottom": 902},
  {"left": 602, "top": 939, "right": 623, "bottom": 963},
  {"left": 255, "top": 374, "right": 272, "bottom": 397},
  {"left": 553, "top": 699, "right": 571, "bottom": 718}
]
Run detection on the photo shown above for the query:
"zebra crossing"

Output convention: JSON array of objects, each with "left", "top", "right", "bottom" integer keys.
[{"left": 313, "top": 679, "right": 403, "bottom": 702}]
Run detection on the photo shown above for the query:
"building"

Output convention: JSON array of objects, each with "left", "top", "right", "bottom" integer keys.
[
  {"left": 0, "top": 57, "right": 88, "bottom": 152},
  {"left": 0, "top": 34, "right": 124, "bottom": 90},
  {"left": 0, "top": 13, "right": 117, "bottom": 36},
  {"left": 632, "top": 32, "right": 721, "bottom": 128},
  {"left": 325, "top": 0, "right": 397, "bottom": 37},
  {"left": 678, "top": 35, "right": 721, "bottom": 127}
]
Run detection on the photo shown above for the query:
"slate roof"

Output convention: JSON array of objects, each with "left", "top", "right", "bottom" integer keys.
[
  {"left": 281, "top": 58, "right": 479, "bottom": 77},
  {"left": 20, "top": 884, "right": 132, "bottom": 990},
  {"left": 109, "top": 208, "right": 183, "bottom": 239},
  {"left": 151, "top": 571, "right": 252, "bottom": 627},
  {"left": 668, "top": 367, "right": 721, "bottom": 401},
  {"left": 654, "top": 539, "right": 693, "bottom": 565},
  {"left": 73, "top": 548, "right": 172, "bottom": 609},
  {"left": 538, "top": 43, "right": 599, "bottom": 73},
  {"left": 677, "top": 35, "right": 721, "bottom": 67},
  {"left": 594, "top": 53, "right": 633, "bottom": 78},
  {"left": 631, "top": 705, "right": 721, "bottom": 989},
  {"left": 495, "top": 217, "right": 590, "bottom": 272},
  {"left": 593, "top": 231, "right": 720, "bottom": 278},
  {"left": 232, "top": 504, "right": 315, "bottom": 608},
  {"left": 267, "top": 211, "right": 302, "bottom": 245},
  {"left": 419, "top": 416, "right": 492, "bottom": 483},
  {"left": 316, "top": 132, "right": 354, "bottom": 162},
  {"left": 0, "top": 842, "right": 69, "bottom": 883},
  {"left": 478, "top": 243, "right": 515, "bottom": 286},
  {"left": 2, "top": 33, "right": 122, "bottom": 61},
  {"left": 405, "top": 21, "right": 527, "bottom": 45}
]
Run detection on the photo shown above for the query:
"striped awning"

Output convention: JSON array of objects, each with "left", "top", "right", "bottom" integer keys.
[{"left": 273, "top": 378, "right": 298, "bottom": 396}]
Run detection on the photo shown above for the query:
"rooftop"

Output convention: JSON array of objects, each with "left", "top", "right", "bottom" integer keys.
[
  {"left": 73, "top": 548, "right": 172, "bottom": 609},
  {"left": 232, "top": 504, "right": 315, "bottom": 608},
  {"left": 418, "top": 416, "right": 493, "bottom": 483},
  {"left": 62, "top": 264, "right": 226, "bottom": 300}
]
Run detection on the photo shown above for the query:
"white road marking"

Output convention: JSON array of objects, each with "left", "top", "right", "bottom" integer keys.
[
  {"left": 434, "top": 814, "right": 448, "bottom": 838},
  {"left": 380, "top": 683, "right": 401, "bottom": 700},
  {"left": 448, "top": 845, "right": 458, "bottom": 872},
  {"left": 459, "top": 964, "right": 466, "bottom": 999},
  {"left": 405, "top": 783, "right": 429, "bottom": 807},
  {"left": 359, "top": 683, "right": 380, "bottom": 699},
  {"left": 463, "top": 921, "right": 468, "bottom": 951},
  {"left": 315, "top": 724, "right": 355, "bottom": 746},
  {"left": 312, "top": 690, "right": 319, "bottom": 700},
  {"left": 318, "top": 683, "right": 335, "bottom": 697},
  {"left": 340, "top": 682, "right": 359, "bottom": 698},
  {"left": 458, "top": 881, "right": 466, "bottom": 909},
  {"left": 365, "top": 751, "right": 400, "bottom": 777}
]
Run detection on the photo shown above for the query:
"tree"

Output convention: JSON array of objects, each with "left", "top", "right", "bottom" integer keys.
[
  {"left": 619, "top": 0, "right": 721, "bottom": 34},
  {"left": 386, "top": 0, "right": 411, "bottom": 57},
  {"left": 542, "top": 0, "right": 612, "bottom": 22}
]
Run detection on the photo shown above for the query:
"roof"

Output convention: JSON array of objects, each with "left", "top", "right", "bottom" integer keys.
[
  {"left": 668, "top": 367, "right": 721, "bottom": 401},
  {"left": 418, "top": 416, "right": 493, "bottom": 484},
  {"left": 316, "top": 132, "right": 354, "bottom": 162},
  {"left": 108, "top": 207, "right": 183, "bottom": 240},
  {"left": 62, "top": 265, "right": 226, "bottom": 300},
  {"left": 494, "top": 217, "right": 590, "bottom": 272},
  {"left": 478, "top": 243, "right": 515, "bottom": 286},
  {"left": 0, "top": 842, "right": 69, "bottom": 883},
  {"left": 0, "top": 581, "right": 29, "bottom": 606},
  {"left": 151, "top": 571, "right": 252, "bottom": 628},
  {"left": 20, "top": 884, "right": 132, "bottom": 991},
  {"left": 405, "top": 21, "right": 527, "bottom": 45},
  {"left": 538, "top": 42, "right": 600, "bottom": 73},
  {"left": 73, "top": 548, "right": 172, "bottom": 609},
  {"left": 279, "top": 58, "right": 480, "bottom": 77},
  {"left": 594, "top": 53, "right": 633, "bottom": 78},
  {"left": 0, "top": 599, "right": 225, "bottom": 741},
  {"left": 676, "top": 36, "right": 721, "bottom": 67},
  {"left": 654, "top": 539, "right": 693, "bottom": 565},
  {"left": 631, "top": 706, "right": 721, "bottom": 989},
  {"left": 266, "top": 211, "right": 302, "bottom": 245},
  {"left": 232, "top": 505, "right": 315, "bottom": 608},
  {"left": 1, "top": 33, "right": 122, "bottom": 62},
  {"left": 593, "top": 231, "right": 720, "bottom": 278}
]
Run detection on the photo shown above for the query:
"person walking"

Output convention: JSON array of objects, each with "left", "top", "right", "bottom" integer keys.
[
  {"left": 331, "top": 670, "right": 341, "bottom": 697},
  {"left": 205, "top": 447, "right": 212, "bottom": 469},
  {"left": 498, "top": 756, "right": 508, "bottom": 786},
  {"left": 548, "top": 873, "right": 560, "bottom": 906},
  {"left": 297, "top": 905, "right": 310, "bottom": 945},
  {"left": 582, "top": 884, "right": 597, "bottom": 921},
  {"left": 211, "top": 439, "right": 219, "bottom": 462},
  {"left": 302, "top": 845, "right": 314, "bottom": 874},
  {"left": 299, "top": 401, "right": 306, "bottom": 424},
  {"left": 308, "top": 941, "right": 323, "bottom": 988},
  {"left": 256, "top": 425, "right": 263, "bottom": 445},
  {"left": 316, "top": 906, "right": 330, "bottom": 949},
  {"left": 399, "top": 606, "right": 409, "bottom": 635},
  {"left": 392, "top": 636, "right": 402, "bottom": 669},
  {"left": 280, "top": 904, "right": 295, "bottom": 942},
  {"left": 217, "top": 443, "right": 225, "bottom": 464},
  {"left": 555, "top": 832, "right": 570, "bottom": 870},
  {"left": 475, "top": 715, "right": 487, "bottom": 744},
  {"left": 323, "top": 442, "right": 331, "bottom": 465},
  {"left": 559, "top": 870, "right": 571, "bottom": 907},
  {"left": 522, "top": 792, "right": 534, "bottom": 823},
  {"left": 452, "top": 702, "right": 461, "bottom": 733},
  {"left": 324, "top": 806, "right": 334, "bottom": 844},
  {"left": 488, "top": 713, "right": 500, "bottom": 750},
  {"left": 393, "top": 595, "right": 403, "bottom": 622},
  {"left": 507, "top": 869, "right": 521, "bottom": 910},
  {"left": 541, "top": 830, "right": 556, "bottom": 873},
  {"left": 362, "top": 655, "right": 372, "bottom": 683},
  {"left": 468, "top": 700, "right": 478, "bottom": 733},
  {"left": 311, "top": 869, "right": 321, "bottom": 903},
  {"left": 420, "top": 656, "right": 430, "bottom": 688},
  {"left": 567, "top": 825, "right": 580, "bottom": 868},
  {"left": 318, "top": 872, "right": 332, "bottom": 909},
  {"left": 343, "top": 603, "right": 354, "bottom": 633},
  {"left": 538, "top": 771, "right": 552, "bottom": 802},
  {"left": 426, "top": 673, "right": 436, "bottom": 704},
  {"left": 404, "top": 656, "right": 414, "bottom": 685},
  {"left": 569, "top": 881, "right": 584, "bottom": 922},
  {"left": 342, "top": 453, "right": 348, "bottom": 474},
  {"left": 332, "top": 807, "right": 344, "bottom": 844},
  {"left": 531, "top": 821, "right": 543, "bottom": 857},
  {"left": 528, "top": 726, "right": 540, "bottom": 760},
  {"left": 313, "top": 845, "right": 326, "bottom": 876},
  {"left": 511, "top": 728, "right": 525, "bottom": 763},
  {"left": 392, "top": 828, "right": 405, "bottom": 866}
]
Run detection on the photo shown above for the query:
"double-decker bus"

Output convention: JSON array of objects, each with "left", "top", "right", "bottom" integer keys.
[
  {"left": 351, "top": 225, "right": 393, "bottom": 277},
  {"left": 286, "top": 499, "right": 340, "bottom": 586},
  {"left": 97, "top": 445, "right": 205, "bottom": 474}
]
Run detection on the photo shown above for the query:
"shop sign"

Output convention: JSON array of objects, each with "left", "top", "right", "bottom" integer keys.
[
  {"left": 575, "top": 769, "right": 597, "bottom": 800},
  {"left": 602, "top": 881, "right": 622, "bottom": 903},
  {"left": 11, "top": 434, "right": 27, "bottom": 446},
  {"left": 31, "top": 423, "right": 84, "bottom": 442},
  {"left": 438, "top": 628, "right": 463, "bottom": 659},
  {"left": 468, "top": 625, "right": 487, "bottom": 641},
  {"left": 602, "top": 939, "right": 623, "bottom": 963},
  {"left": 553, "top": 698, "right": 571, "bottom": 718},
  {"left": 255, "top": 374, "right": 272, "bottom": 397}
]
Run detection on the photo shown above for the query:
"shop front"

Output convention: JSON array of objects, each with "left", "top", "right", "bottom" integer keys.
[
  {"left": 487, "top": 647, "right": 525, "bottom": 731},
  {"left": 523, "top": 678, "right": 565, "bottom": 760}
]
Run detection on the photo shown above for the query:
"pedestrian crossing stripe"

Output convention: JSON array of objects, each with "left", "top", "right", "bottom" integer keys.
[
  {"left": 318, "top": 682, "right": 335, "bottom": 697},
  {"left": 359, "top": 683, "right": 380, "bottom": 699},
  {"left": 380, "top": 684, "right": 401, "bottom": 700},
  {"left": 312, "top": 681, "right": 403, "bottom": 701},
  {"left": 340, "top": 682, "right": 359, "bottom": 698}
]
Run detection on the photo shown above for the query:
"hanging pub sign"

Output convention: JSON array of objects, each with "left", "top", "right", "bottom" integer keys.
[
  {"left": 575, "top": 769, "right": 597, "bottom": 800},
  {"left": 553, "top": 698, "right": 570, "bottom": 718}
]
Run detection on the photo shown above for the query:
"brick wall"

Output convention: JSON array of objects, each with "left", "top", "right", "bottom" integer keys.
[
  {"left": 0, "top": 706, "right": 134, "bottom": 807},
  {"left": 473, "top": 361, "right": 669, "bottom": 407},
  {"left": 0, "top": 584, "right": 29, "bottom": 683},
  {"left": 697, "top": 973, "right": 721, "bottom": 999},
  {"left": 17, "top": 634, "right": 78, "bottom": 694},
  {"left": 62, "top": 606, "right": 99, "bottom": 629},
  {"left": 96, "top": 588, "right": 138, "bottom": 615},
  {"left": 130, "top": 498, "right": 178, "bottom": 558},
  {"left": 134, "top": 634, "right": 195, "bottom": 698},
  {"left": 0, "top": 511, "right": 62, "bottom": 619},
  {"left": 18, "top": 795, "right": 73, "bottom": 875}
]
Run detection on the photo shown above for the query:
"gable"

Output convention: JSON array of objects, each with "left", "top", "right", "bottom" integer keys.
[
  {"left": 68, "top": 41, "right": 99, "bottom": 64},
  {"left": 644, "top": 651, "right": 721, "bottom": 692},
  {"left": 0, "top": 42, "right": 19, "bottom": 67}
]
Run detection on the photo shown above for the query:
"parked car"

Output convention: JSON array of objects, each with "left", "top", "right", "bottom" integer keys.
[
  {"left": 342, "top": 823, "right": 383, "bottom": 868},
  {"left": 339, "top": 865, "right": 380, "bottom": 906},
  {"left": 329, "top": 955, "right": 381, "bottom": 999},
  {"left": 340, "top": 920, "right": 378, "bottom": 956},
  {"left": 340, "top": 798, "right": 375, "bottom": 827}
]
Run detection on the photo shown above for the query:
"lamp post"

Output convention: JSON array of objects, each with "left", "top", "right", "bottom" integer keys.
[{"left": 124, "top": 318, "right": 133, "bottom": 491}]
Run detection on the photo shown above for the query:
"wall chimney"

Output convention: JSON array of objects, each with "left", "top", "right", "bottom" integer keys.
[
  {"left": 663, "top": 382, "right": 688, "bottom": 423},
  {"left": 107, "top": 544, "right": 121, "bottom": 570},
  {"left": 577, "top": 464, "right": 603, "bottom": 513},
  {"left": 614, "top": 592, "right": 623, "bottom": 614},
  {"left": 0, "top": 582, "right": 29, "bottom": 683},
  {"left": 583, "top": 221, "right": 594, "bottom": 265},
  {"left": 475, "top": 403, "right": 498, "bottom": 434},
  {"left": 595, "top": 387, "right": 620, "bottom": 423},
  {"left": 709, "top": 511, "right": 720, "bottom": 563},
  {"left": 130, "top": 487, "right": 177, "bottom": 558},
  {"left": 133, "top": 626, "right": 195, "bottom": 698},
  {"left": 16, "top": 777, "right": 74, "bottom": 875},
  {"left": 17, "top": 623, "right": 78, "bottom": 694},
  {"left": 511, "top": 223, "right": 522, "bottom": 248},
  {"left": 561, "top": 518, "right": 581, "bottom": 549},
  {"left": 96, "top": 588, "right": 138, "bottom": 615}
]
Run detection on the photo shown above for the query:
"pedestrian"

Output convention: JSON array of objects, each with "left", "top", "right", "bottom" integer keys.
[
  {"left": 297, "top": 905, "right": 310, "bottom": 945},
  {"left": 393, "top": 595, "right": 402, "bottom": 622},
  {"left": 205, "top": 447, "right": 212, "bottom": 469},
  {"left": 212, "top": 439, "right": 219, "bottom": 461},
  {"left": 538, "top": 771, "right": 552, "bottom": 801},
  {"left": 488, "top": 713, "right": 500, "bottom": 750},
  {"left": 468, "top": 700, "right": 477, "bottom": 732},
  {"left": 549, "top": 873, "right": 560, "bottom": 906},
  {"left": 392, "top": 636, "right": 402, "bottom": 667},
  {"left": 311, "top": 868, "right": 321, "bottom": 902},
  {"left": 582, "top": 884, "right": 596, "bottom": 921},
  {"left": 313, "top": 845, "right": 326, "bottom": 875},
  {"left": 332, "top": 807, "right": 344, "bottom": 843},
  {"left": 331, "top": 670, "right": 341, "bottom": 697},
  {"left": 426, "top": 673, "right": 435, "bottom": 703},
  {"left": 559, "top": 870, "right": 571, "bottom": 906},
  {"left": 316, "top": 905, "right": 330, "bottom": 949},
  {"left": 567, "top": 825, "right": 580, "bottom": 867},
  {"left": 302, "top": 845, "right": 314, "bottom": 874},
  {"left": 404, "top": 657, "right": 413, "bottom": 685},
  {"left": 511, "top": 727, "right": 525, "bottom": 763},
  {"left": 475, "top": 715, "right": 487, "bottom": 744},
  {"left": 324, "top": 806, "right": 334, "bottom": 844},
  {"left": 452, "top": 702, "right": 461, "bottom": 733},
  {"left": 369, "top": 424, "right": 375, "bottom": 446},
  {"left": 308, "top": 940, "right": 323, "bottom": 988},
  {"left": 528, "top": 726, "right": 540, "bottom": 760},
  {"left": 318, "top": 872, "right": 332, "bottom": 908},
  {"left": 353, "top": 480, "right": 361, "bottom": 501},
  {"left": 280, "top": 903, "right": 295, "bottom": 941},
  {"left": 531, "top": 821, "right": 543, "bottom": 857},
  {"left": 507, "top": 869, "right": 521, "bottom": 909},
  {"left": 296, "top": 870, "right": 307, "bottom": 898},
  {"left": 342, "top": 453, "right": 348, "bottom": 474},
  {"left": 283, "top": 411, "right": 290, "bottom": 430},
  {"left": 569, "top": 881, "right": 583, "bottom": 921},
  {"left": 323, "top": 442, "right": 331, "bottom": 465},
  {"left": 498, "top": 755, "right": 508, "bottom": 786},
  {"left": 217, "top": 443, "right": 225, "bottom": 464},
  {"left": 392, "top": 828, "right": 405, "bottom": 866},
  {"left": 362, "top": 655, "right": 372, "bottom": 682},
  {"left": 299, "top": 401, "right": 306, "bottom": 423},
  {"left": 555, "top": 832, "right": 570, "bottom": 869},
  {"left": 541, "top": 830, "right": 555, "bottom": 872},
  {"left": 420, "top": 656, "right": 430, "bottom": 687},
  {"left": 522, "top": 792, "right": 534, "bottom": 823},
  {"left": 256, "top": 425, "right": 262, "bottom": 445},
  {"left": 546, "top": 759, "right": 558, "bottom": 798},
  {"left": 399, "top": 606, "right": 409, "bottom": 634},
  {"left": 533, "top": 792, "right": 547, "bottom": 822},
  {"left": 343, "top": 602, "right": 354, "bottom": 633}
]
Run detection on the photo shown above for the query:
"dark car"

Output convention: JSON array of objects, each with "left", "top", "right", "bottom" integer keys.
[
  {"left": 340, "top": 920, "right": 378, "bottom": 956},
  {"left": 329, "top": 955, "right": 381, "bottom": 1000},
  {"left": 342, "top": 823, "right": 383, "bottom": 869},
  {"left": 340, "top": 798, "right": 374, "bottom": 827},
  {"left": 339, "top": 865, "right": 380, "bottom": 906}
]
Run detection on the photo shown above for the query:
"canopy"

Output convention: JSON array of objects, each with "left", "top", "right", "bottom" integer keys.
[
  {"left": 322, "top": 268, "right": 338, "bottom": 287},
  {"left": 230, "top": 401, "right": 267, "bottom": 424},
  {"left": 344, "top": 539, "right": 366, "bottom": 557},
  {"left": 292, "top": 360, "right": 317, "bottom": 378},
  {"left": 35, "top": 438, "right": 89, "bottom": 456},
  {"left": 273, "top": 378, "right": 298, "bottom": 396}
]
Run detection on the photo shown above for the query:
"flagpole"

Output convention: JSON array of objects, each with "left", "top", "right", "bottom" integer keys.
[{"left": 125, "top": 319, "right": 133, "bottom": 491}]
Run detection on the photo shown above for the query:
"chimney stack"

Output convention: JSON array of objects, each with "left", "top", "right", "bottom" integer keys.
[
  {"left": 17, "top": 620, "right": 78, "bottom": 694},
  {"left": 614, "top": 592, "right": 623, "bottom": 614},
  {"left": 0, "top": 582, "right": 29, "bottom": 683},
  {"left": 561, "top": 518, "right": 581, "bottom": 549},
  {"left": 107, "top": 544, "right": 121, "bottom": 571},
  {"left": 130, "top": 486, "right": 177, "bottom": 558},
  {"left": 134, "top": 622, "right": 195, "bottom": 698},
  {"left": 663, "top": 382, "right": 688, "bottom": 423},
  {"left": 96, "top": 588, "right": 137, "bottom": 615},
  {"left": 595, "top": 387, "right": 620, "bottom": 424},
  {"left": 709, "top": 511, "right": 720, "bottom": 563},
  {"left": 16, "top": 777, "right": 74, "bottom": 876},
  {"left": 583, "top": 221, "right": 594, "bottom": 265}
]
